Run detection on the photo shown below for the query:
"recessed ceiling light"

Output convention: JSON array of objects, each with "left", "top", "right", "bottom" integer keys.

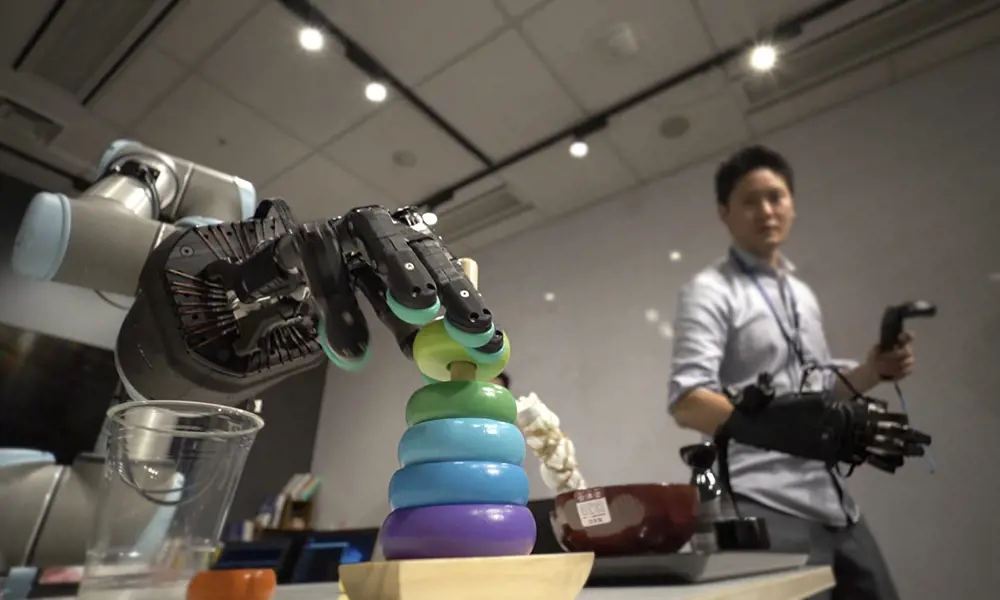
[
  {"left": 298, "top": 27, "right": 324, "bottom": 52},
  {"left": 422, "top": 212, "right": 438, "bottom": 226},
  {"left": 659, "top": 116, "right": 690, "bottom": 140},
  {"left": 644, "top": 308, "right": 660, "bottom": 323},
  {"left": 669, "top": 250, "right": 682, "bottom": 262},
  {"left": 749, "top": 44, "right": 777, "bottom": 72},
  {"left": 657, "top": 322, "right": 674, "bottom": 340},
  {"left": 569, "top": 140, "right": 589, "bottom": 158},
  {"left": 365, "top": 81, "right": 388, "bottom": 103},
  {"left": 392, "top": 150, "right": 417, "bottom": 167},
  {"left": 543, "top": 292, "right": 556, "bottom": 302}
]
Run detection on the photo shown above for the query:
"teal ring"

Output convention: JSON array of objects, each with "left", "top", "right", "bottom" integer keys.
[
  {"left": 397, "top": 418, "right": 525, "bottom": 467},
  {"left": 386, "top": 292, "right": 440, "bottom": 326},
  {"left": 443, "top": 318, "right": 496, "bottom": 348}
]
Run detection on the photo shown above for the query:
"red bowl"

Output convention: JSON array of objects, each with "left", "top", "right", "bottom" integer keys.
[{"left": 553, "top": 483, "right": 698, "bottom": 556}]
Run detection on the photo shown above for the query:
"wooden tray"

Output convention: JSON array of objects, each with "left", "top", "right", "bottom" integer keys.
[{"left": 339, "top": 553, "right": 594, "bottom": 600}]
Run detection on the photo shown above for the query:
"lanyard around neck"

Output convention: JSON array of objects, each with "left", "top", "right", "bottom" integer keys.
[{"left": 729, "top": 249, "right": 807, "bottom": 366}]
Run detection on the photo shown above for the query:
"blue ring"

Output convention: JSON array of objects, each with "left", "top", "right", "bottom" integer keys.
[
  {"left": 398, "top": 418, "right": 525, "bottom": 467},
  {"left": 386, "top": 292, "right": 441, "bottom": 326},
  {"left": 389, "top": 461, "right": 529, "bottom": 510}
]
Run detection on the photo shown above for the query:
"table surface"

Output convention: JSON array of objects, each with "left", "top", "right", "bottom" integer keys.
[{"left": 53, "top": 566, "right": 833, "bottom": 600}]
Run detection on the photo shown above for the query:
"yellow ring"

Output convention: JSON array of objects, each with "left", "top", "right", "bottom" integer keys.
[{"left": 412, "top": 320, "right": 510, "bottom": 382}]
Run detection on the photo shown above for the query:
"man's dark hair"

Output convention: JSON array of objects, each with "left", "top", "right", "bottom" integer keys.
[
  {"left": 714, "top": 145, "right": 794, "bottom": 206},
  {"left": 496, "top": 372, "right": 511, "bottom": 389}
]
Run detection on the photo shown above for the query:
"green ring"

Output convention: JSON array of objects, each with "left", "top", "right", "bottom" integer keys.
[
  {"left": 318, "top": 319, "right": 370, "bottom": 372},
  {"left": 412, "top": 320, "right": 510, "bottom": 381},
  {"left": 405, "top": 381, "right": 517, "bottom": 427},
  {"left": 386, "top": 291, "right": 440, "bottom": 326},
  {"left": 443, "top": 318, "right": 496, "bottom": 348}
]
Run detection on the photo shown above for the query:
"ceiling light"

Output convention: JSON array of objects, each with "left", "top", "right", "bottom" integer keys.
[
  {"left": 365, "top": 81, "right": 388, "bottom": 103},
  {"left": 669, "top": 250, "right": 682, "bottom": 262},
  {"left": 569, "top": 140, "right": 589, "bottom": 158},
  {"left": 298, "top": 27, "right": 325, "bottom": 52},
  {"left": 644, "top": 308, "right": 660, "bottom": 323},
  {"left": 544, "top": 292, "right": 556, "bottom": 302},
  {"left": 749, "top": 44, "right": 778, "bottom": 72},
  {"left": 422, "top": 212, "right": 438, "bottom": 226}
]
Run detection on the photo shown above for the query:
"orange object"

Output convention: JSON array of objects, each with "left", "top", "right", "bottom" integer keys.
[{"left": 187, "top": 568, "right": 277, "bottom": 600}]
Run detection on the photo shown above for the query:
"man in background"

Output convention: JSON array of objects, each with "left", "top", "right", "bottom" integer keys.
[{"left": 667, "top": 145, "right": 914, "bottom": 599}]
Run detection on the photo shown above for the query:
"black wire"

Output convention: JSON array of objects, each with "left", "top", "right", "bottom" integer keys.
[{"left": 94, "top": 289, "right": 131, "bottom": 311}]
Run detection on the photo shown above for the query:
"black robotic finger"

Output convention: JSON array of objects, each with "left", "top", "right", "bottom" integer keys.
[
  {"left": 407, "top": 236, "right": 497, "bottom": 349},
  {"left": 866, "top": 453, "right": 905, "bottom": 473},
  {"left": 344, "top": 207, "right": 440, "bottom": 323},
  {"left": 294, "top": 222, "right": 372, "bottom": 369},
  {"left": 350, "top": 257, "right": 420, "bottom": 360}
]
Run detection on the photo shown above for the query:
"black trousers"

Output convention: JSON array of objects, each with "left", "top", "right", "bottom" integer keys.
[{"left": 734, "top": 496, "right": 900, "bottom": 600}]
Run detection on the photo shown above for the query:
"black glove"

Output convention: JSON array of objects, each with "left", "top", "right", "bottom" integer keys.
[{"left": 718, "top": 384, "right": 932, "bottom": 474}]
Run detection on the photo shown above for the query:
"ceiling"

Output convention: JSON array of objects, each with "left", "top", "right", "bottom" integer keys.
[{"left": 1, "top": 0, "right": 998, "bottom": 252}]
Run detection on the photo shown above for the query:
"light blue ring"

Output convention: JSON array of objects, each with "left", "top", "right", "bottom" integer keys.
[
  {"left": 398, "top": 418, "right": 525, "bottom": 467},
  {"left": 389, "top": 461, "right": 529, "bottom": 510}
]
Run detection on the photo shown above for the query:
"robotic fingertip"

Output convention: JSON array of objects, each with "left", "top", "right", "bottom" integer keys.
[
  {"left": 318, "top": 319, "right": 372, "bottom": 372},
  {"left": 386, "top": 291, "right": 441, "bottom": 326},
  {"left": 465, "top": 331, "right": 507, "bottom": 365},
  {"left": 443, "top": 317, "right": 495, "bottom": 349}
]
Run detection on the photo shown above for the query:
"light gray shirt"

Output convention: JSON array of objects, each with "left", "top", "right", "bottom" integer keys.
[{"left": 668, "top": 246, "right": 861, "bottom": 526}]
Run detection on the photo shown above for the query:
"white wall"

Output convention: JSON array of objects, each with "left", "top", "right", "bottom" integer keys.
[{"left": 313, "top": 41, "right": 1000, "bottom": 600}]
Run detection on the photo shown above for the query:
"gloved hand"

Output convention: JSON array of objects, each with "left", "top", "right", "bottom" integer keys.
[{"left": 719, "top": 384, "right": 932, "bottom": 474}]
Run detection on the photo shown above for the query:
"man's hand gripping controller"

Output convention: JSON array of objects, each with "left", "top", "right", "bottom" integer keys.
[{"left": 717, "top": 375, "right": 933, "bottom": 474}]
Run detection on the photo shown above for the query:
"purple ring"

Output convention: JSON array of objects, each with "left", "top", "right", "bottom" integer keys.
[{"left": 380, "top": 504, "right": 537, "bottom": 560}]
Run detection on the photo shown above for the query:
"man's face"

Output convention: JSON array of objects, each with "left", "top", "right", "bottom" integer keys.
[{"left": 718, "top": 168, "right": 795, "bottom": 257}]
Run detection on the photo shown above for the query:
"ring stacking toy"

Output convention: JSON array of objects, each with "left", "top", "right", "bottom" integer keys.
[{"left": 339, "top": 258, "right": 593, "bottom": 600}]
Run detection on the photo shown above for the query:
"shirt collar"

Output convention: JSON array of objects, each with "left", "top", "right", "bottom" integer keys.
[{"left": 729, "top": 245, "right": 796, "bottom": 275}]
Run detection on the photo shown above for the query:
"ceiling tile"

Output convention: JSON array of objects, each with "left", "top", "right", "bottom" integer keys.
[
  {"left": 133, "top": 74, "right": 311, "bottom": 185},
  {"left": 450, "top": 210, "right": 547, "bottom": 256},
  {"left": 154, "top": 0, "right": 266, "bottom": 65},
  {"left": 199, "top": 2, "right": 378, "bottom": 146},
  {"left": 696, "top": 0, "right": 827, "bottom": 50},
  {"left": 0, "top": 0, "right": 56, "bottom": 65},
  {"left": 520, "top": 0, "right": 715, "bottom": 111},
  {"left": 313, "top": 0, "right": 506, "bottom": 85},
  {"left": 497, "top": 0, "right": 550, "bottom": 18},
  {"left": 261, "top": 154, "right": 395, "bottom": 222},
  {"left": 90, "top": 47, "right": 187, "bottom": 129},
  {"left": 49, "top": 115, "right": 122, "bottom": 172},
  {"left": 745, "top": 61, "right": 891, "bottom": 135},
  {"left": 499, "top": 133, "right": 637, "bottom": 216},
  {"left": 890, "top": 8, "right": 1000, "bottom": 80},
  {"left": 608, "top": 84, "right": 750, "bottom": 180},
  {"left": 418, "top": 30, "right": 582, "bottom": 159},
  {"left": 322, "top": 100, "right": 482, "bottom": 204}
]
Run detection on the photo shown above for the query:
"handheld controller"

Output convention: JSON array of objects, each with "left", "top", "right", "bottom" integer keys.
[{"left": 879, "top": 301, "right": 937, "bottom": 352}]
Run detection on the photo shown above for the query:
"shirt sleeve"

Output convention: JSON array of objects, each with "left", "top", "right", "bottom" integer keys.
[{"left": 668, "top": 278, "right": 731, "bottom": 409}]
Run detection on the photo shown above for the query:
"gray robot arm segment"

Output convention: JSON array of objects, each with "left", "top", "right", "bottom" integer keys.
[{"left": 10, "top": 140, "right": 258, "bottom": 297}]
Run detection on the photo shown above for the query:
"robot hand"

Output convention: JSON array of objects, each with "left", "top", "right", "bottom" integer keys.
[
  {"left": 116, "top": 199, "right": 506, "bottom": 406},
  {"left": 717, "top": 376, "right": 932, "bottom": 474}
]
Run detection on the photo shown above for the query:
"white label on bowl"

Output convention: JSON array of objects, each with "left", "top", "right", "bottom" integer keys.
[{"left": 576, "top": 497, "right": 611, "bottom": 527}]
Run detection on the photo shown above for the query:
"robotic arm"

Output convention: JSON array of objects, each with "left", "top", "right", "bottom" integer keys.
[{"left": 11, "top": 141, "right": 503, "bottom": 406}]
